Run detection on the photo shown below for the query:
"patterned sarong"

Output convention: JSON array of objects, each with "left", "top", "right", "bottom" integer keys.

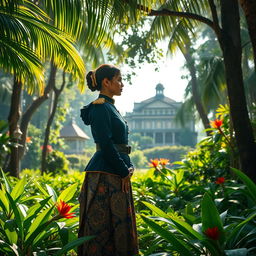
[{"left": 78, "top": 172, "right": 139, "bottom": 256}]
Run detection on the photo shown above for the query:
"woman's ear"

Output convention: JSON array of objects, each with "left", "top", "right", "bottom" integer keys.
[{"left": 102, "top": 78, "right": 111, "bottom": 88}]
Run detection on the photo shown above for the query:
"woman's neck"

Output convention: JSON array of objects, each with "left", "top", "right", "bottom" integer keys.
[{"left": 99, "top": 91, "right": 113, "bottom": 99}]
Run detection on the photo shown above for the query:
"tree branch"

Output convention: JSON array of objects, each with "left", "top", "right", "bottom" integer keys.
[
  {"left": 148, "top": 8, "right": 214, "bottom": 30},
  {"left": 208, "top": 0, "right": 222, "bottom": 38},
  {"left": 128, "top": 1, "right": 217, "bottom": 34}
]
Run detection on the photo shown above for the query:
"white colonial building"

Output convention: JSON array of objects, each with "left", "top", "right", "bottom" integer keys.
[{"left": 125, "top": 83, "right": 197, "bottom": 147}]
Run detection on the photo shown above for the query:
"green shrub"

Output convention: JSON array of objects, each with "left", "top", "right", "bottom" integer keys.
[
  {"left": 130, "top": 150, "right": 147, "bottom": 168},
  {"left": 66, "top": 154, "right": 90, "bottom": 171},
  {"left": 143, "top": 145, "right": 192, "bottom": 163},
  {"left": 46, "top": 150, "right": 69, "bottom": 174}
]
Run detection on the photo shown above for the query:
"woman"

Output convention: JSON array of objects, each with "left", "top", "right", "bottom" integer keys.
[{"left": 78, "top": 64, "right": 139, "bottom": 256}]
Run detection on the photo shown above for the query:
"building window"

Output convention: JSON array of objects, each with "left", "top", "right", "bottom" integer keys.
[
  {"left": 146, "top": 132, "right": 153, "bottom": 138},
  {"left": 165, "top": 132, "right": 172, "bottom": 143},
  {"left": 155, "top": 133, "right": 163, "bottom": 143},
  {"left": 156, "top": 121, "right": 161, "bottom": 128}
]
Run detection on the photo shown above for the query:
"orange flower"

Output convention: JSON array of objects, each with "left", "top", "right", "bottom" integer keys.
[
  {"left": 204, "top": 226, "right": 220, "bottom": 240},
  {"left": 56, "top": 200, "right": 75, "bottom": 219},
  {"left": 149, "top": 159, "right": 159, "bottom": 168},
  {"left": 26, "top": 136, "right": 32, "bottom": 143},
  {"left": 40, "top": 145, "right": 53, "bottom": 153},
  {"left": 215, "top": 177, "right": 225, "bottom": 184},
  {"left": 160, "top": 158, "right": 169, "bottom": 167},
  {"left": 210, "top": 119, "right": 223, "bottom": 129}
]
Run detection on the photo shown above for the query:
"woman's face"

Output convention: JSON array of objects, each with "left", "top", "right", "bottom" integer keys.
[{"left": 107, "top": 72, "right": 124, "bottom": 96}]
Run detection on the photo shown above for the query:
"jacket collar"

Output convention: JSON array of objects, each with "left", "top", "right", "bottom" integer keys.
[{"left": 99, "top": 94, "right": 115, "bottom": 104}]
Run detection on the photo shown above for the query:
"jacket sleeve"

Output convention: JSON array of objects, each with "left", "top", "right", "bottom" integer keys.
[{"left": 91, "top": 104, "right": 129, "bottom": 178}]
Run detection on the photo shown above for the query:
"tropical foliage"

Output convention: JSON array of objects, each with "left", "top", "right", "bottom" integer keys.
[
  {"left": 1, "top": 0, "right": 256, "bottom": 255},
  {"left": 0, "top": 170, "right": 91, "bottom": 256}
]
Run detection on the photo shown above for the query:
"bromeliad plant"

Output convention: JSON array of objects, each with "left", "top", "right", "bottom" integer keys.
[
  {"left": 0, "top": 169, "right": 93, "bottom": 256},
  {"left": 141, "top": 168, "right": 256, "bottom": 255}
]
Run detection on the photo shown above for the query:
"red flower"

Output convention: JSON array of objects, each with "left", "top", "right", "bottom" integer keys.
[
  {"left": 149, "top": 159, "right": 159, "bottom": 168},
  {"left": 160, "top": 158, "right": 170, "bottom": 167},
  {"left": 40, "top": 145, "right": 53, "bottom": 153},
  {"left": 215, "top": 177, "right": 225, "bottom": 184},
  {"left": 56, "top": 200, "right": 75, "bottom": 219},
  {"left": 210, "top": 119, "right": 223, "bottom": 129},
  {"left": 204, "top": 226, "right": 220, "bottom": 240}
]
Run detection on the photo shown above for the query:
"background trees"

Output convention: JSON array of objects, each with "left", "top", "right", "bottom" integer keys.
[{"left": 1, "top": 0, "right": 256, "bottom": 182}]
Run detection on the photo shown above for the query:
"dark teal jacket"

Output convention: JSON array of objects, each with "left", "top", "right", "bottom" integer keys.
[{"left": 80, "top": 94, "right": 132, "bottom": 178}]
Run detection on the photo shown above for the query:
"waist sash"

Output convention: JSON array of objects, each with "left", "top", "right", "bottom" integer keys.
[{"left": 96, "top": 143, "right": 131, "bottom": 154}]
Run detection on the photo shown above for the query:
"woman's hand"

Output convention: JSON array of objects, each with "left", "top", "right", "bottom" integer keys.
[
  {"left": 121, "top": 173, "right": 131, "bottom": 193},
  {"left": 128, "top": 167, "right": 134, "bottom": 177}
]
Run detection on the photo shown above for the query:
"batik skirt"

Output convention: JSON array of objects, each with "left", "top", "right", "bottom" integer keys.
[{"left": 78, "top": 172, "right": 139, "bottom": 256}]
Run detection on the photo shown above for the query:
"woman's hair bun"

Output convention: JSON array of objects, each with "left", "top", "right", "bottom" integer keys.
[{"left": 86, "top": 70, "right": 99, "bottom": 91}]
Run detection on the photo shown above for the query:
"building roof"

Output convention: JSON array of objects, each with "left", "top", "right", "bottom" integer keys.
[
  {"left": 156, "top": 83, "right": 164, "bottom": 90},
  {"left": 133, "top": 95, "right": 180, "bottom": 111},
  {"left": 60, "top": 120, "right": 90, "bottom": 140}
]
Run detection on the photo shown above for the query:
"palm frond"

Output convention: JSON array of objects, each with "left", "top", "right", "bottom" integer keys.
[
  {"left": 0, "top": 36, "right": 44, "bottom": 94},
  {"left": 0, "top": 1, "right": 85, "bottom": 93},
  {"left": 199, "top": 55, "right": 226, "bottom": 111}
]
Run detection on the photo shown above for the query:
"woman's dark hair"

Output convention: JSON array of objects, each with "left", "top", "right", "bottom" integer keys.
[{"left": 86, "top": 64, "right": 120, "bottom": 91}]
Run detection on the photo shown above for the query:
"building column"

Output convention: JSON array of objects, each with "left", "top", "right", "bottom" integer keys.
[
  {"left": 172, "top": 132, "right": 175, "bottom": 145},
  {"left": 163, "top": 132, "right": 166, "bottom": 145},
  {"left": 153, "top": 132, "right": 156, "bottom": 145}
]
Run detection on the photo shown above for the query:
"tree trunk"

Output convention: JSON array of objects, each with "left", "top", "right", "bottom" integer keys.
[
  {"left": 182, "top": 44, "right": 211, "bottom": 136},
  {"left": 41, "top": 71, "right": 66, "bottom": 174},
  {"left": 6, "top": 77, "right": 22, "bottom": 177},
  {"left": 19, "top": 63, "right": 57, "bottom": 161},
  {"left": 240, "top": 0, "right": 256, "bottom": 73},
  {"left": 220, "top": 0, "right": 256, "bottom": 182}
]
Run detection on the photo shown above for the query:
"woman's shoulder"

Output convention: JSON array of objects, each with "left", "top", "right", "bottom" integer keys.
[{"left": 91, "top": 98, "right": 113, "bottom": 114}]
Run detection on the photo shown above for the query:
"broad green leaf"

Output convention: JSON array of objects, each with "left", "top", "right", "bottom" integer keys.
[
  {"left": 34, "top": 181, "right": 50, "bottom": 198},
  {"left": 166, "top": 217, "right": 203, "bottom": 241},
  {"left": 142, "top": 201, "right": 202, "bottom": 240},
  {"left": 185, "top": 203, "right": 193, "bottom": 215},
  {"left": 142, "top": 201, "right": 171, "bottom": 218},
  {"left": 55, "top": 236, "right": 95, "bottom": 256},
  {"left": 25, "top": 205, "right": 55, "bottom": 246},
  {"left": 59, "top": 227, "right": 69, "bottom": 246},
  {"left": 58, "top": 183, "right": 78, "bottom": 203},
  {"left": 201, "top": 193, "right": 225, "bottom": 243},
  {"left": 24, "top": 197, "right": 52, "bottom": 231},
  {"left": 6, "top": 191, "right": 23, "bottom": 241},
  {"left": 0, "top": 188, "right": 9, "bottom": 213},
  {"left": 175, "top": 170, "right": 184, "bottom": 185},
  {"left": 11, "top": 177, "right": 26, "bottom": 200},
  {"left": 25, "top": 217, "right": 54, "bottom": 249},
  {"left": 227, "top": 213, "right": 256, "bottom": 244},
  {"left": 46, "top": 184, "right": 57, "bottom": 203},
  {"left": 141, "top": 215, "right": 192, "bottom": 256},
  {"left": 20, "top": 195, "right": 45, "bottom": 203},
  {"left": 4, "top": 219, "right": 18, "bottom": 244},
  {"left": 1, "top": 168, "right": 12, "bottom": 193},
  {"left": 231, "top": 168, "right": 256, "bottom": 204}
]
